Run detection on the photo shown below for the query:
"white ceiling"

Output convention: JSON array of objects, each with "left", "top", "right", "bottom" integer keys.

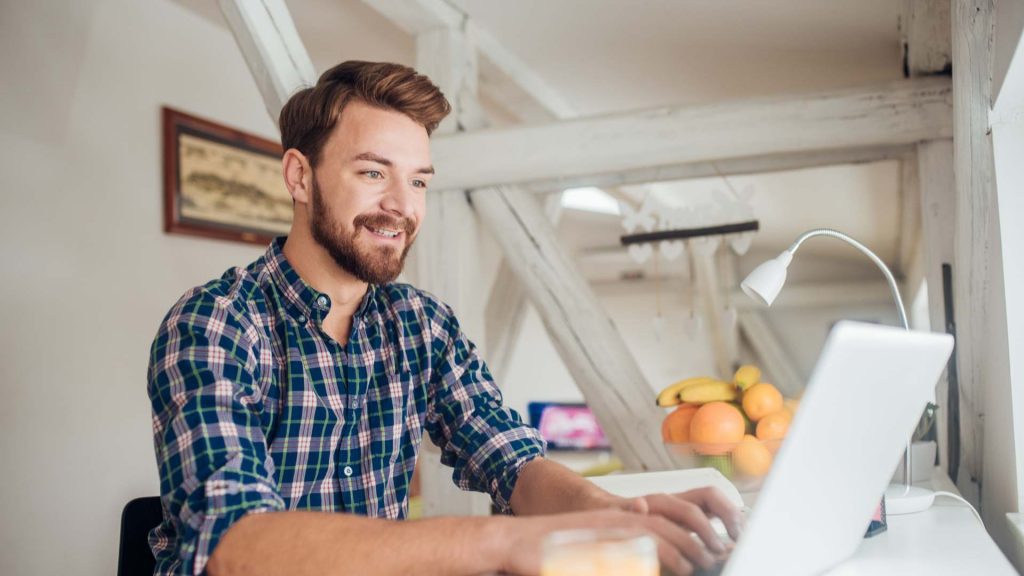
[
  {"left": 176, "top": 0, "right": 909, "bottom": 280},
  {"left": 447, "top": 0, "right": 901, "bottom": 115},
  {"left": 179, "top": 1, "right": 902, "bottom": 114}
]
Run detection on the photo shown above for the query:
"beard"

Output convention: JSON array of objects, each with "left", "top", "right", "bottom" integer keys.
[{"left": 309, "top": 176, "right": 416, "bottom": 284}]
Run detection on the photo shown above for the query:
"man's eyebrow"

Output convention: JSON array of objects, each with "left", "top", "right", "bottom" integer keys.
[
  {"left": 353, "top": 152, "right": 392, "bottom": 166},
  {"left": 353, "top": 152, "right": 434, "bottom": 175}
]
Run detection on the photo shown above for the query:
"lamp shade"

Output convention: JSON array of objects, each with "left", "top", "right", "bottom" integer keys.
[{"left": 740, "top": 250, "right": 793, "bottom": 306}]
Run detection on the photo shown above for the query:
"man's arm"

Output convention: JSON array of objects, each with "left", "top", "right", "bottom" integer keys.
[
  {"left": 508, "top": 456, "right": 625, "bottom": 515},
  {"left": 209, "top": 496, "right": 731, "bottom": 576},
  {"left": 207, "top": 512, "right": 507, "bottom": 576}
]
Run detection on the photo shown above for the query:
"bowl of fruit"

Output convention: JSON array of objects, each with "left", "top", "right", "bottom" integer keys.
[{"left": 657, "top": 365, "right": 799, "bottom": 493}]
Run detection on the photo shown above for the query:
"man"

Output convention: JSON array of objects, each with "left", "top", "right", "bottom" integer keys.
[{"left": 148, "top": 60, "right": 741, "bottom": 576}]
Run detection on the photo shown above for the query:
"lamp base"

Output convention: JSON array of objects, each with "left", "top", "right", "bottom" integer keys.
[{"left": 885, "top": 484, "right": 935, "bottom": 515}]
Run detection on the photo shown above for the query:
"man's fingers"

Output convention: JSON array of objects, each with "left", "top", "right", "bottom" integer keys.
[
  {"left": 645, "top": 494, "right": 725, "bottom": 554},
  {"left": 625, "top": 495, "right": 650, "bottom": 515},
  {"left": 676, "top": 486, "right": 745, "bottom": 541},
  {"left": 654, "top": 537, "right": 694, "bottom": 576},
  {"left": 644, "top": 515, "right": 717, "bottom": 571}
]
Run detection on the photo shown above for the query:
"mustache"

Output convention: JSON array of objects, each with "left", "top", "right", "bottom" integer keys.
[{"left": 353, "top": 213, "right": 417, "bottom": 236}]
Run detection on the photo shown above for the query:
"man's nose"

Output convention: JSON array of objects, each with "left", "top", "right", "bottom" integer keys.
[{"left": 380, "top": 178, "right": 416, "bottom": 218}]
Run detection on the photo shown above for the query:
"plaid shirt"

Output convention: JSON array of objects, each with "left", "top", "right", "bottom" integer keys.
[{"left": 147, "top": 238, "right": 546, "bottom": 575}]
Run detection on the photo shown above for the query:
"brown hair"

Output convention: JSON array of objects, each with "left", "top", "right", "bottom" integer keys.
[{"left": 279, "top": 60, "right": 451, "bottom": 166}]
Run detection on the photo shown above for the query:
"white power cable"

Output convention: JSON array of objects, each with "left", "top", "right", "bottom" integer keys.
[{"left": 932, "top": 491, "right": 984, "bottom": 526}]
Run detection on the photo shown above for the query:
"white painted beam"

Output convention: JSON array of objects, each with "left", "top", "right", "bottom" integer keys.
[
  {"left": 471, "top": 186, "right": 674, "bottom": 471},
  {"left": 917, "top": 139, "right": 956, "bottom": 483},
  {"left": 952, "top": 0, "right": 993, "bottom": 504},
  {"left": 898, "top": 152, "right": 922, "bottom": 280},
  {"left": 901, "top": 0, "right": 953, "bottom": 77},
  {"left": 429, "top": 79, "right": 952, "bottom": 192},
  {"left": 519, "top": 145, "right": 915, "bottom": 193},
  {"left": 218, "top": 0, "right": 316, "bottom": 120},
  {"left": 484, "top": 195, "right": 563, "bottom": 382},
  {"left": 691, "top": 240, "right": 731, "bottom": 379},
  {"left": 918, "top": 141, "right": 956, "bottom": 336},
  {"left": 953, "top": 0, "right": 1015, "bottom": 557},
  {"left": 717, "top": 246, "right": 741, "bottom": 370}
]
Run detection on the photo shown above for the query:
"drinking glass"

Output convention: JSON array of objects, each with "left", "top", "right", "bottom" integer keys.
[{"left": 540, "top": 528, "right": 658, "bottom": 576}]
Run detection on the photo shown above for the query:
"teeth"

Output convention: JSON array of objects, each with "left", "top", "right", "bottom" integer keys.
[{"left": 370, "top": 227, "right": 400, "bottom": 238}]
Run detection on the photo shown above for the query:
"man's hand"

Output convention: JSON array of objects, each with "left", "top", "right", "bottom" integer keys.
[
  {"left": 499, "top": 486, "right": 743, "bottom": 576},
  {"left": 625, "top": 486, "right": 745, "bottom": 549},
  {"left": 508, "top": 459, "right": 744, "bottom": 575}
]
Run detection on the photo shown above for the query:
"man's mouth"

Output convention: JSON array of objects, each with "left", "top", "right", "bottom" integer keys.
[{"left": 367, "top": 226, "right": 402, "bottom": 239}]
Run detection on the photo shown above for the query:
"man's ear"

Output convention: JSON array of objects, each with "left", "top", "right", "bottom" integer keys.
[{"left": 282, "top": 149, "right": 313, "bottom": 204}]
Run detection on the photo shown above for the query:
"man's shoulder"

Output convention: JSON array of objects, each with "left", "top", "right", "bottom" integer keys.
[{"left": 161, "top": 263, "right": 268, "bottom": 333}]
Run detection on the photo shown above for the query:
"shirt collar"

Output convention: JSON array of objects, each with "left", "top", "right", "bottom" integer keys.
[{"left": 265, "top": 237, "right": 380, "bottom": 321}]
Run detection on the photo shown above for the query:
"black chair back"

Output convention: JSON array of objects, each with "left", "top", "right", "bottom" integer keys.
[{"left": 117, "top": 496, "right": 163, "bottom": 576}]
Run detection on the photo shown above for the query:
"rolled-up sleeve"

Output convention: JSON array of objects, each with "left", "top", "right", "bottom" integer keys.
[
  {"left": 148, "top": 291, "right": 285, "bottom": 575},
  {"left": 423, "top": 303, "right": 546, "bottom": 513}
]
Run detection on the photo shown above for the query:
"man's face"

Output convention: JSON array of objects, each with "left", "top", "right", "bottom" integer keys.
[{"left": 307, "top": 100, "right": 432, "bottom": 284}]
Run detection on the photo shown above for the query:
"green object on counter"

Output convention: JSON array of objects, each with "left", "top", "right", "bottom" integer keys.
[{"left": 699, "top": 454, "right": 734, "bottom": 479}]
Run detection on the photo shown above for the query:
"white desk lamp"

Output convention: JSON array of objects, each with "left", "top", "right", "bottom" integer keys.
[{"left": 740, "top": 228, "right": 935, "bottom": 515}]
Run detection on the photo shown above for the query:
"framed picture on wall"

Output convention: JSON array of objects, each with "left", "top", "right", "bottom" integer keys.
[{"left": 162, "top": 106, "right": 292, "bottom": 245}]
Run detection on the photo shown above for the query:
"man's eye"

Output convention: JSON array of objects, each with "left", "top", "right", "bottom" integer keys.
[
  {"left": 363, "top": 170, "right": 383, "bottom": 179},
  {"left": 411, "top": 179, "right": 428, "bottom": 189}
]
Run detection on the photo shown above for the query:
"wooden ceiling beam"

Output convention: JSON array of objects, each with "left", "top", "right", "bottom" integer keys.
[
  {"left": 900, "top": 0, "right": 953, "bottom": 77},
  {"left": 429, "top": 78, "right": 952, "bottom": 192},
  {"left": 218, "top": 0, "right": 316, "bottom": 120}
]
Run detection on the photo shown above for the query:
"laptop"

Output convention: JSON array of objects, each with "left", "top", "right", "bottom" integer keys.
[{"left": 592, "top": 321, "right": 954, "bottom": 575}]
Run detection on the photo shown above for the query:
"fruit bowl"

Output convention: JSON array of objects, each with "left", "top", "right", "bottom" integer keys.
[
  {"left": 664, "top": 438, "right": 784, "bottom": 493},
  {"left": 656, "top": 366, "right": 798, "bottom": 494}
]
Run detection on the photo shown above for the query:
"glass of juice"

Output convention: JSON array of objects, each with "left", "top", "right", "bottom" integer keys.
[{"left": 540, "top": 528, "right": 658, "bottom": 576}]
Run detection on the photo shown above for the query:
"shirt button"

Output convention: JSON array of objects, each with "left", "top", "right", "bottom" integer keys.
[
  {"left": 316, "top": 295, "right": 329, "bottom": 309},
  {"left": 343, "top": 466, "right": 353, "bottom": 477},
  {"left": 296, "top": 315, "right": 306, "bottom": 324}
]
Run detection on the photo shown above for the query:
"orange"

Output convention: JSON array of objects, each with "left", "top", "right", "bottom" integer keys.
[
  {"left": 756, "top": 410, "right": 791, "bottom": 441},
  {"left": 742, "top": 383, "right": 784, "bottom": 422},
  {"left": 726, "top": 402, "right": 755, "bottom": 434},
  {"left": 661, "top": 404, "right": 699, "bottom": 443},
  {"left": 733, "top": 437, "right": 773, "bottom": 477},
  {"left": 689, "top": 402, "right": 746, "bottom": 455}
]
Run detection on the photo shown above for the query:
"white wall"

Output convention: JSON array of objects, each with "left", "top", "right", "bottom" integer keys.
[
  {"left": 0, "top": 1, "right": 279, "bottom": 574},
  {"left": 991, "top": 9, "right": 1024, "bottom": 565}
]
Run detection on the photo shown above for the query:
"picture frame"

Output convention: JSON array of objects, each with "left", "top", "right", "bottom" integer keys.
[{"left": 162, "top": 106, "right": 292, "bottom": 245}]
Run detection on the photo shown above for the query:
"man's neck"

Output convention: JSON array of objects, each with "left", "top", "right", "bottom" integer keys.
[{"left": 282, "top": 231, "right": 368, "bottom": 344}]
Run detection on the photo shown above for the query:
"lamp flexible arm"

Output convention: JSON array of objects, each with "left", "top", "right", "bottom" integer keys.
[
  {"left": 788, "top": 228, "right": 909, "bottom": 330},
  {"left": 788, "top": 228, "right": 915, "bottom": 490}
]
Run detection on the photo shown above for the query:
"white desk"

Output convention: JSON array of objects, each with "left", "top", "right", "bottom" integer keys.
[
  {"left": 825, "top": 473, "right": 1015, "bottom": 575},
  {"left": 591, "top": 469, "right": 1016, "bottom": 574}
]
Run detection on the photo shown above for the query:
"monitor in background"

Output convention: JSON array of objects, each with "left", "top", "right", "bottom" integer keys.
[{"left": 528, "top": 402, "right": 611, "bottom": 451}]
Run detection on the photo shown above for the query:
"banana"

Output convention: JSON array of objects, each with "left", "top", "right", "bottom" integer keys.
[
  {"left": 680, "top": 380, "right": 739, "bottom": 404},
  {"left": 733, "top": 364, "right": 761, "bottom": 391},
  {"left": 656, "top": 376, "right": 718, "bottom": 407}
]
